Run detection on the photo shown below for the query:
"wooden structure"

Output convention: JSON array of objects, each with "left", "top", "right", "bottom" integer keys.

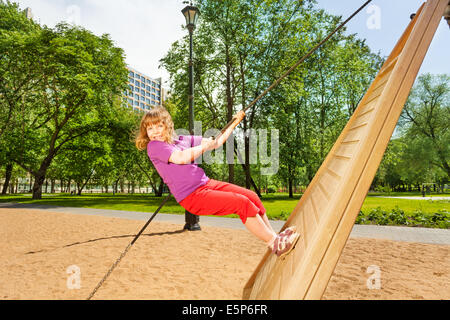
[{"left": 243, "top": 0, "right": 449, "bottom": 300}]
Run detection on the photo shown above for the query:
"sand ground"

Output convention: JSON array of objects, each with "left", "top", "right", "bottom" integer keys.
[{"left": 0, "top": 209, "right": 448, "bottom": 300}]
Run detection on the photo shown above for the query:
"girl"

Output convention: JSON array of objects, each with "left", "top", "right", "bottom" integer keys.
[{"left": 135, "top": 106, "right": 299, "bottom": 257}]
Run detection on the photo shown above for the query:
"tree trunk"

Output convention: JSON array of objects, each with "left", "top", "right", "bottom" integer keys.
[
  {"left": 1, "top": 162, "right": 13, "bottom": 195},
  {"left": 31, "top": 155, "right": 54, "bottom": 199},
  {"left": 225, "top": 42, "right": 234, "bottom": 184},
  {"left": 239, "top": 53, "right": 251, "bottom": 190},
  {"left": 113, "top": 178, "right": 120, "bottom": 195},
  {"left": 288, "top": 166, "right": 294, "bottom": 198},
  {"left": 32, "top": 172, "right": 45, "bottom": 199},
  {"left": 155, "top": 177, "right": 164, "bottom": 197}
]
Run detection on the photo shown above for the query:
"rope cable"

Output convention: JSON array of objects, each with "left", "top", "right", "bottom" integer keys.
[{"left": 86, "top": 0, "right": 372, "bottom": 300}]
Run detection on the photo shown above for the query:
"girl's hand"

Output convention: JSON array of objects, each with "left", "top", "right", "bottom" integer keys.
[{"left": 233, "top": 110, "right": 246, "bottom": 123}]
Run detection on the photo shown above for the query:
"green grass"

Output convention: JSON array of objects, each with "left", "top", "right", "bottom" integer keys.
[
  {"left": 362, "top": 197, "right": 449, "bottom": 215},
  {"left": 1, "top": 192, "right": 448, "bottom": 227},
  {"left": 0, "top": 193, "right": 186, "bottom": 214},
  {"left": 367, "top": 191, "right": 450, "bottom": 197}
]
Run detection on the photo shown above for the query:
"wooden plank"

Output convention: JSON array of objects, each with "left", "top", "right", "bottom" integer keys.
[
  {"left": 242, "top": 1, "right": 445, "bottom": 300},
  {"left": 304, "top": 0, "right": 448, "bottom": 299}
]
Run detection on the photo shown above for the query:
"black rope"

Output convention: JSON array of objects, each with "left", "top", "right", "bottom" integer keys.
[
  {"left": 218, "top": 0, "right": 373, "bottom": 136},
  {"left": 87, "top": 194, "right": 171, "bottom": 300},
  {"left": 86, "top": 0, "right": 372, "bottom": 300}
]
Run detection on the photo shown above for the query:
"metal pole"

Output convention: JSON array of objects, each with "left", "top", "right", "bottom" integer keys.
[
  {"left": 184, "top": 25, "right": 201, "bottom": 231},
  {"left": 188, "top": 27, "right": 195, "bottom": 134}
]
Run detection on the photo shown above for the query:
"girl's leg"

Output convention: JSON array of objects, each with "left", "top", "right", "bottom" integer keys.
[
  {"left": 180, "top": 184, "right": 275, "bottom": 244},
  {"left": 260, "top": 213, "right": 276, "bottom": 234},
  {"left": 180, "top": 182, "right": 299, "bottom": 256},
  {"left": 207, "top": 179, "right": 276, "bottom": 233},
  {"left": 244, "top": 215, "right": 276, "bottom": 244}
]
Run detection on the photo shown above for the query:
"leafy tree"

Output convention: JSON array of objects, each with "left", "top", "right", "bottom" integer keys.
[
  {"left": 400, "top": 73, "right": 449, "bottom": 179},
  {"left": 1, "top": 9, "right": 128, "bottom": 199},
  {"left": 161, "top": 0, "right": 314, "bottom": 186},
  {"left": 0, "top": 1, "right": 41, "bottom": 192}
]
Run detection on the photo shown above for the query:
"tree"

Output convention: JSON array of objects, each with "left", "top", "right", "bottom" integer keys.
[
  {"left": 161, "top": 0, "right": 314, "bottom": 186},
  {"left": 1, "top": 13, "right": 128, "bottom": 199},
  {"left": 400, "top": 73, "right": 450, "bottom": 179},
  {"left": 0, "top": 1, "right": 42, "bottom": 192}
]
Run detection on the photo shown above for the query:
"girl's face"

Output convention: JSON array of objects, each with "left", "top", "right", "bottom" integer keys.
[{"left": 146, "top": 122, "right": 166, "bottom": 142}]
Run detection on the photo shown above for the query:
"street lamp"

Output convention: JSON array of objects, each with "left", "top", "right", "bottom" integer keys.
[
  {"left": 181, "top": 2, "right": 200, "bottom": 133},
  {"left": 182, "top": 2, "right": 201, "bottom": 231},
  {"left": 182, "top": 4, "right": 200, "bottom": 33}
]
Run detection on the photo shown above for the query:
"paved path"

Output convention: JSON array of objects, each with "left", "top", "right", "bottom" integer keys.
[
  {"left": 375, "top": 196, "right": 449, "bottom": 201},
  {"left": 1, "top": 202, "right": 449, "bottom": 246}
]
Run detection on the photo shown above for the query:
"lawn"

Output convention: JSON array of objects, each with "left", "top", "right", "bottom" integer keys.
[
  {"left": 0, "top": 193, "right": 186, "bottom": 214},
  {"left": 0, "top": 192, "right": 448, "bottom": 227}
]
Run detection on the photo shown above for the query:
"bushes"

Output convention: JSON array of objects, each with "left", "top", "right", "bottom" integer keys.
[
  {"left": 356, "top": 207, "right": 449, "bottom": 229},
  {"left": 277, "top": 207, "right": 448, "bottom": 229}
]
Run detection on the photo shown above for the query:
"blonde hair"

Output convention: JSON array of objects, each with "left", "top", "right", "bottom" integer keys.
[{"left": 135, "top": 105, "right": 175, "bottom": 151}]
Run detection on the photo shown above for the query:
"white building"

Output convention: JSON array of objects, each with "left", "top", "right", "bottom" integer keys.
[{"left": 124, "top": 66, "right": 166, "bottom": 112}]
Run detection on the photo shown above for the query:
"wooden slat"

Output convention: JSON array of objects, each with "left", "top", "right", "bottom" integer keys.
[
  {"left": 242, "top": 0, "right": 446, "bottom": 300},
  {"left": 304, "top": 0, "right": 448, "bottom": 299},
  {"left": 377, "top": 55, "right": 399, "bottom": 78}
]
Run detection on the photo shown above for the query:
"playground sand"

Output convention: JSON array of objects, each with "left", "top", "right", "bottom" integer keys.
[{"left": 0, "top": 208, "right": 449, "bottom": 300}]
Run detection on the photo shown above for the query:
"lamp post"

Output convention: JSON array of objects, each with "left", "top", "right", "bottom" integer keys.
[{"left": 182, "top": 2, "right": 201, "bottom": 231}]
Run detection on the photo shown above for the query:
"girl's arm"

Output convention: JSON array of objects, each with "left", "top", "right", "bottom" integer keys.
[
  {"left": 169, "top": 143, "right": 209, "bottom": 165},
  {"left": 215, "top": 110, "right": 246, "bottom": 146},
  {"left": 169, "top": 111, "right": 245, "bottom": 165}
]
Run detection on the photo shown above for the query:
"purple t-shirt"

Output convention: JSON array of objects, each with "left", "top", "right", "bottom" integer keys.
[{"left": 147, "top": 135, "right": 209, "bottom": 202}]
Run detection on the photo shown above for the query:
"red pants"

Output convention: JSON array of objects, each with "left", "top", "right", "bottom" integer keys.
[{"left": 179, "top": 179, "right": 266, "bottom": 224}]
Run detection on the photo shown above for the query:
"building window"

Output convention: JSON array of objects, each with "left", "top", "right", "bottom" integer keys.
[{"left": 134, "top": 100, "right": 139, "bottom": 106}]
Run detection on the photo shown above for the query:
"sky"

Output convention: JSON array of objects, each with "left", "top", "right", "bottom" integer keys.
[{"left": 13, "top": 0, "right": 450, "bottom": 89}]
